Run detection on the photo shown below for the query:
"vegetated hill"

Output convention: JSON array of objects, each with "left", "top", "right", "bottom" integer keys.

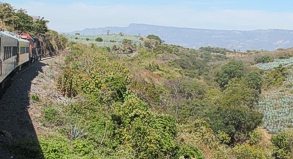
[
  {"left": 6, "top": 28, "right": 293, "bottom": 158},
  {"left": 68, "top": 23, "right": 293, "bottom": 51},
  {"left": 65, "top": 34, "right": 143, "bottom": 48}
]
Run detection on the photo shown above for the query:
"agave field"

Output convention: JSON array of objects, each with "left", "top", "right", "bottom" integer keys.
[
  {"left": 255, "top": 60, "right": 293, "bottom": 133},
  {"left": 65, "top": 34, "right": 143, "bottom": 48},
  {"left": 255, "top": 57, "right": 293, "bottom": 70}
]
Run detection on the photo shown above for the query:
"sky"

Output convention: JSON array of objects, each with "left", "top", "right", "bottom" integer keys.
[{"left": 5, "top": 0, "right": 293, "bottom": 32}]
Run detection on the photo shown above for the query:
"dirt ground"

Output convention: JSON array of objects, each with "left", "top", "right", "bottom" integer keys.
[{"left": 0, "top": 54, "right": 66, "bottom": 158}]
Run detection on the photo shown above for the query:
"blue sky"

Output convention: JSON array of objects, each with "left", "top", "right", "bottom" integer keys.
[{"left": 5, "top": 0, "right": 293, "bottom": 32}]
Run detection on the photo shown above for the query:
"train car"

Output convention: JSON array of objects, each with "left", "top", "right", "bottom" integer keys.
[
  {"left": 0, "top": 31, "right": 19, "bottom": 84},
  {"left": 20, "top": 33, "right": 42, "bottom": 62},
  {"left": 17, "top": 38, "right": 30, "bottom": 68},
  {"left": 19, "top": 33, "right": 34, "bottom": 63}
]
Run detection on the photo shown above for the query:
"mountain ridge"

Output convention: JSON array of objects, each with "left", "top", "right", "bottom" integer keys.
[{"left": 68, "top": 23, "right": 293, "bottom": 51}]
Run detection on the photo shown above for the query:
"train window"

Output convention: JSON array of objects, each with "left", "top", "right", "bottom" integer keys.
[
  {"left": 20, "top": 47, "right": 26, "bottom": 54},
  {"left": 12, "top": 46, "right": 18, "bottom": 56},
  {"left": 3, "top": 46, "right": 12, "bottom": 61}
]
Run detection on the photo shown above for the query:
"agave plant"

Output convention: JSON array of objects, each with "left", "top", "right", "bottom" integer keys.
[
  {"left": 255, "top": 57, "right": 293, "bottom": 70},
  {"left": 69, "top": 124, "right": 86, "bottom": 140}
]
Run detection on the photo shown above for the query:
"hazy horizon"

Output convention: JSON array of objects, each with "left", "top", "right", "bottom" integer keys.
[
  {"left": 73, "top": 23, "right": 293, "bottom": 32},
  {"left": 6, "top": 0, "right": 293, "bottom": 32}
]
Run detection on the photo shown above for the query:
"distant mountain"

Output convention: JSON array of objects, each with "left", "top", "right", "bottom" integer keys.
[{"left": 68, "top": 23, "right": 293, "bottom": 51}]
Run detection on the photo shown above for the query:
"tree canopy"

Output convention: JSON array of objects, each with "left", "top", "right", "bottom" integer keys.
[
  {"left": 216, "top": 60, "right": 245, "bottom": 88},
  {"left": 146, "top": 34, "right": 163, "bottom": 44}
]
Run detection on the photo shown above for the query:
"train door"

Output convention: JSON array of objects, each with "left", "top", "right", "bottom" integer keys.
[{"left": 16, "top": 41, "right": 19, "bottom": 67}]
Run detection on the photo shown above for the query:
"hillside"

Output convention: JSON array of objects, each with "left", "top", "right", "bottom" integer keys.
[
  {"left": 68, "top": 23, "right": 293, "bottom": 51},
  {"left": 3, "top": 2, "right": 293, "bottom": 159},
  {"left": 7, "top": 34, "right": 293, "bottom": 158},
  {"left": 3, "top": 32, "right": 293, "bottom": 158}
]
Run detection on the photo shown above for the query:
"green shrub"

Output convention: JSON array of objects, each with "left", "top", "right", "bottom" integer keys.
[
  {"left": 208, "top": 106, "right": 263, "bottom": 146},
  {"left": 255, "top": 55, "right": 274, "bottom": 63},
  {"left": 95, "top": 37, "right": 103, "bottom": 42},
  {"left": 31, "top": 94, "right": 40, "bottom": 102},
  {"left": 233, "top": 144, "right": 266, "bottom": 159},
  {"left": 176, "top": 145, "right": 204, "bottom": 159},
  {"left": 111, "top": 94, "right": 179, "bottom": 158},
  {"left": 42, "top": 107, "right": 58, "bottom": 123},
  {"left": 40, "top": 134, "right": 72, "bottom": 158},
  {"left": 271, "top": 130, "right": 293, "bottom": 159},
  {"left": 249, "top": 130, "right": 263, "bottom": 145}
]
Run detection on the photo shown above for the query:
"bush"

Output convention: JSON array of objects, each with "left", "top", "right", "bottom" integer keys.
[
  {"left": 216, "top": 60, "right": 244, "bottom": 88},
  {"left": 176, "top": 145, "right": 204, "bottom": 159},
  {"left": 31, "top": 94, "right": 40, "bottom": 102},
  {"left": 95, "top": 37, "right": 103, "bottom": 42},
  {"left": 42, "top": 107, "right": 58, "bottom": 123},
  {"left": 255, "top": 55, "right": 274, "bottom": 63},
  {"left": 111, "top": 94, "right": 179, "bottom": 158},
  {"left": 271, "top": 130, "right": 293, "bottom": 159},
  {"left": 233, "top": 144, "right": 266, "bottom": 159},
  {"left": 208, "top": 106, "right": 263, "bottom": 146},
  {"left": 146, "top": 34, "right": 162, "bottom": 44},
  {"left": 249, "top": 130, "right": 263, "bottom": 145}
]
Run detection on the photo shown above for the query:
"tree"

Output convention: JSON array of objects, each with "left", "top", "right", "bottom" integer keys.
[
  {"left": 122, "top": 39, "right": 132, "bottom": 45},
  {"left": 153, "top": 45, "right": 172, "bottom": 55},
  {"left": 265, "top": 64, "right": 288, "bottom": 88},
  {"left": 144, "top": 40, "right": 152, "bottom": 48},
  {"left": 147, "top": 34, "right": 163, "bottom": 45},
  {"left": 255, "top": 55, "right": 274, "bottom": 63},
  {"left": 111, "top": 94, "right": 179, "bottom": 158},
  {"left": 120, "top": 39, "right": 135, "bottom": 53},
  {"left": 271, "top": 130, "right": 293, "bottom": 159},
  {"left": 95, "top": 37, "right": 103, "bottom": 42},
  {"left": 221, "top": 78, "right": 260, "bottom": 109},
  {"left": 33, "top": 17, "right": 49, "bottom": 36},
  {"left": 0, "top": 3, "right": 19, "bottom": 30},
  {"left": 15, "top": 9, "right": 34, "bottom": 32},
  {"left": 244, "top": 71, "right": 263, "bottom": 93},
  {"left": 208, "top": 106, "right": 263, "bottom": 146},
  {"left": 216, "top": 60, "right": 244, "bottom": 89},
  {"left": 43, "top": 30, "right": 68, "bottom": 55}
]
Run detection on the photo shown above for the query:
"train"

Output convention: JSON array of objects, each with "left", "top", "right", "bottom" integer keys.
[{"left": 0, "top": 28, "right": 43, "bottom": 88}]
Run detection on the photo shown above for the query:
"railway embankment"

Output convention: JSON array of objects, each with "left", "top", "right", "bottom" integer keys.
[{"left": 0, "top": 54, "right": 66, "bottom": 158}]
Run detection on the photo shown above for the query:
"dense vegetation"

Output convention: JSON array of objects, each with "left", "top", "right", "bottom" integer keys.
[
  {"left": 0, "top": 2, "right": 67, "bottom": 55},
  {"left": 27, "top": 35, "right": 293, "bottom": 158},
  {"left": 3, "top": 2, "right": 293, "bottom": 158}
]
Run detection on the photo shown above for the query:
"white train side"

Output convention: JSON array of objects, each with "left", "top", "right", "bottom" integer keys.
[{"left": 0, "top": 31, "right": 30, "bottom": 85}]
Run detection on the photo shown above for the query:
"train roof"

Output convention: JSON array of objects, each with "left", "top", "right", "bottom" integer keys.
[
  {"left": 0, "top": 31, "right": 19, "bottom": 38},
  {"left": 0, "top": 31, "right": 29, "bottom": 43}
]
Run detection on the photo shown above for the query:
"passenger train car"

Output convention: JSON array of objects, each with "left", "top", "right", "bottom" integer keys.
[{"left": 0, "top": 29, "right": 43, "bottom": 88}]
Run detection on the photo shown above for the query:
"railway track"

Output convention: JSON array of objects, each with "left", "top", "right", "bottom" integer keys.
[
  {"left": 0, "top": 56, "right": 54, "bottom": 100},
  {"left": 0, "top": 55, "right": 56, "bottom": 158},
  {"left": 0, "top": 63, "right": 33, "bottom": 100}
]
